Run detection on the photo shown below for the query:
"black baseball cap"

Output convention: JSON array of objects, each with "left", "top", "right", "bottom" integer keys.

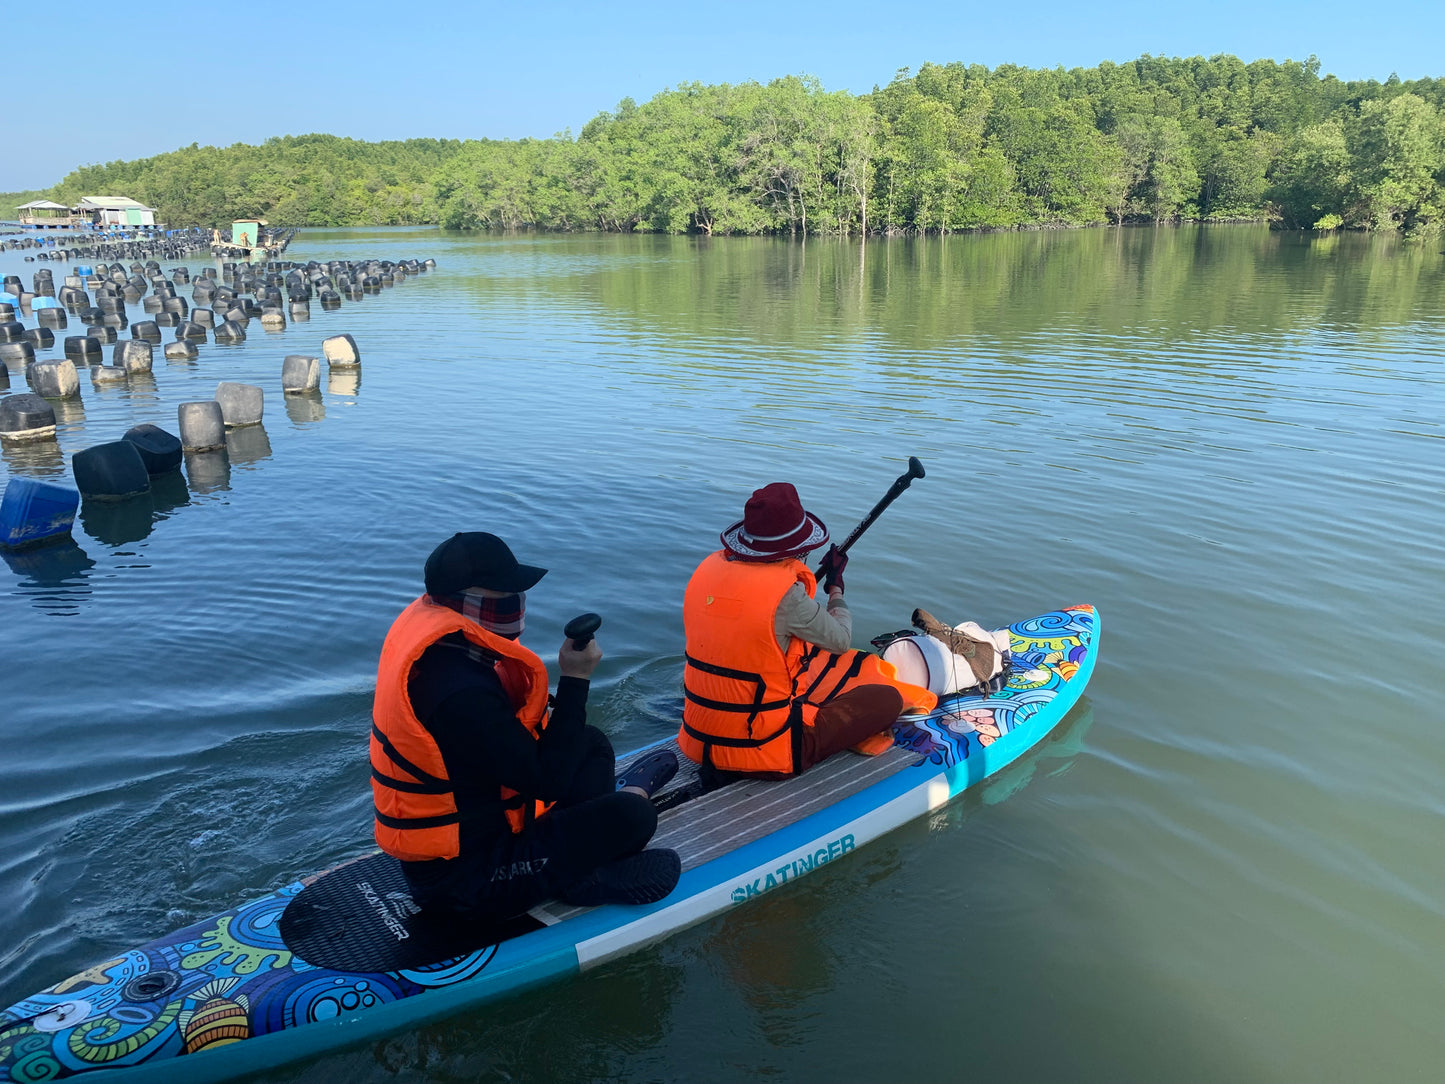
[{"left": 423, "top": 532, "right": 548, "bottom": 596}]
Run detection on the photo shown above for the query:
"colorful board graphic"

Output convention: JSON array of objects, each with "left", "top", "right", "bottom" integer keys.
[{"left": 0, "top": 606, "right": 1098, "bottom": 1083}]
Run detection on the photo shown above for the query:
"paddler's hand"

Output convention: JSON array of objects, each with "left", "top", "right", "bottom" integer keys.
[
  {"left": 559, "top": 636, "right": 602, "bottom": 680},
  {"left": 818, "top": 544, "right": 848, "bottom": 595}
]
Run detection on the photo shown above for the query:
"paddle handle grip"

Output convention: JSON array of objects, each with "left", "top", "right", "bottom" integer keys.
[{"left": 564, "top": 612, "right": 602, "bottom": 650}]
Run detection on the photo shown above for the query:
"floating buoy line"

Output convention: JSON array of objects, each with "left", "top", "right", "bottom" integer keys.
[{"left": 0, "top": 250, "right": 437, "bottom": 559}]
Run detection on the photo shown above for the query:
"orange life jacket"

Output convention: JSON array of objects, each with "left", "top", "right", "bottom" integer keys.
[
  {"left": 679, "top": 551, "right": 938, "bottom": 775},
  {"left": 370, "top": 595, "right": 554, "bottom": 861}
]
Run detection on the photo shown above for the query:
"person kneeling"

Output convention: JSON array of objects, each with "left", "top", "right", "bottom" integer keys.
[
  {"left": 371, "top": 532, "right": 680, "bottom": 919},
  {"left": 679, "top": 483, "right": 937, "bottom": 784}
]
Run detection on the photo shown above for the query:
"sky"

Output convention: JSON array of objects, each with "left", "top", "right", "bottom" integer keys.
[{"left": 5, "top": 0, "right": 1443, "bottom": 192}]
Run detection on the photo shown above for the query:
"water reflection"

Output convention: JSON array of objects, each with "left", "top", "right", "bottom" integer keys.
[
  {"left": 327, "top": 370, "right": 360, "bottom": 397},
  {"left": 80, "top": 493, "right": 153, "bottom": 545},
  {"left": 225, "top": 425, "right": 272, "bottom": 466},
  {"left": 0, "top": 536, "right": 94, "bottom": 615},
  {"left": 1, "top": 438, "right": 66, "bottom": 477},
  {"left": 150, "top": 470, "right": 189, "bottom": 516},
  {"left": 184, "top": 449, "right": 231, "bottom": 494},
  {"left": 284, "top": 391, "right": 325, "bottom": 426},
  {"left": 122, "top": 373, "right": 159, "bottom": 401},
  {"left": 50, "top": 397, "right": 85, "bottom": 430}
]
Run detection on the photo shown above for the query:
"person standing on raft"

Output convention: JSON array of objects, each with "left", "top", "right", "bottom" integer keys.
[
  {"left": 371, "top": 532, "right": 681, "bottom": 919},
  {"left": 680, "top": 483, "right": 938, "bottom": 784}
]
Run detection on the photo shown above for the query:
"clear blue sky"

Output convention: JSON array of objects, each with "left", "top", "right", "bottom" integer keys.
[{"left": 6, "top": 0, "right": 1442, "bottom": 191}]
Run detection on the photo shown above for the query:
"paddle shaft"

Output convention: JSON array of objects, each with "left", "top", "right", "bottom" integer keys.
[{"left": 817, "top": 456, "right": 926, "bottom": 574}]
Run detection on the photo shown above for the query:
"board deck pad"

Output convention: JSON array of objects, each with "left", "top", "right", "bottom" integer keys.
[
  {"left": 0, "top": 605, "right": 1097, "bottom": 1083},
  {"left": 277, "top": 855, "right": 542, "bottom": 973}
]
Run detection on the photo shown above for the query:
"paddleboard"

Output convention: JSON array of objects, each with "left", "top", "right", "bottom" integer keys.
[{"left": 0, "top": 605, "right": 1099, "bottom": 1082}]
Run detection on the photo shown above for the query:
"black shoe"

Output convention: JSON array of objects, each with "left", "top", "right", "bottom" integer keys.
[
  {"left": 559, "top": 848, "right": 682, "bottom": 907},
  {"left": 615, "top": 749, "right": 678, "bottom": 797}
]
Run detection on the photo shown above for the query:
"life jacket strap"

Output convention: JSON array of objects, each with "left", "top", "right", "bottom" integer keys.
[
  {"left": 682, "top": 688, "right": 791, "bottom": 714},
  {"left": 680, "top": 714, "right": 794, "bottom": 749},
  {"left": 371, "top": 723, "right": 449, "bottom": 790},
  {"left": 374, "top": 806, "right": 461, "bottom": 831},
  {"left": 684, "top": 653, "right": 767, "bottom": 682},
  {"left": 371, "top": 766, "right": 450, "bottom": 795}
]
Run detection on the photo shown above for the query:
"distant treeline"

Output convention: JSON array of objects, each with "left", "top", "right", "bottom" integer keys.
[{"left": 24, "top": 55, "right": 1445, "bottom": 235}]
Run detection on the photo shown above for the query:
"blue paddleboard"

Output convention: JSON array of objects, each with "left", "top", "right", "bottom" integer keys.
[{"left": 0, "top": 606, "right": 1099, "bottom": 1082}]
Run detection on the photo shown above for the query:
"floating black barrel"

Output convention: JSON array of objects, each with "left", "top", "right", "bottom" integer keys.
[
  {"left": 191, "top": 308, "right": 216, "bottom": 328},
  {"left": 115, "top": 341, "right": 154, "bottom": 373},
  {"left": 322, "top": 334, "right": 360, "bottom": 367},
  {"left": 122, "top": 423, "right": 183, "bottom": 474},
  {"left": 164, "top": 340, "right": 199, "bottom": 360},
  {"left": 91, "top": 364, "right": 128, "bottom": 385},
  {"left": 0, "top": 341, "right": 36, "bottom": 367},
  {"left": 72, "top": 441, "right": 151, "bottom": 501},
  {"left": 177, "top": 401, "right": 224, "bottom": 452},
  {"left": 0, "top": 322, "right": 24, "bottom": 344},
  {"left": 213, "top": 320, "right": 247, "bottom": 343},
  {"left": 30, "top": 360, "right": 81, "bottom": 400},
  {"left": 0, "top": 392, "right": 57, "bottom": 442},
  {"left": 282, "top": 355, "right": 320, "bottom": 393},
  {"left": 24, "top": 328, "right": 55, "bottom": 350},
  {"left": 64, "top": 336, "right": 103, "bottom": 362},
  {"left": 36, "top": 308, "right": 67, "bottom": 330},
  {"left": 86, "top": 325, "right": 118, "bottom": 344},
  {"left": 215, "top": 381, "right": 263, "bottom": 426},
  {"left": 176, "top": 320, "right": 207, "bottom": 341},
  {"left": 131, "top": 321, "right": 162, "bottom": 343}
]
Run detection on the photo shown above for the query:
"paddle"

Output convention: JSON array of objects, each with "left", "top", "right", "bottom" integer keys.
[
  {"left": 816, "top": 456, "right": 926, "bottom": 575},
  {"left": 564, "top": 612, "right": 602, "bottom": 650}
]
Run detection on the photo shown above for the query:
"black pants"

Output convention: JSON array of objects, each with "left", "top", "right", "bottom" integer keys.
[{"left": 404, "top": 726, "right": 657, "bottom": 920}]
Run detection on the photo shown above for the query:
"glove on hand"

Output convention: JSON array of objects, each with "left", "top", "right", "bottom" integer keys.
[{"left": 818, "top": 544, "right": 848, "bottom": 594}]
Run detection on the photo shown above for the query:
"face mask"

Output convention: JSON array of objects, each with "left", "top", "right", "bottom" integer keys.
[{"left": 460, "top": 590, "right": 526, "bottom": 638}]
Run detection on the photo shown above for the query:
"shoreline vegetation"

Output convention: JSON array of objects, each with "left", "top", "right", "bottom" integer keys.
[{"left": 5, "top": 54, "right": 1443, "bottom": 237}]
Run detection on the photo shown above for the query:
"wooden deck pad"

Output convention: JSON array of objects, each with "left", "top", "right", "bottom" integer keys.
[{"left": 531, "top": 740, "right": 918, "bottom": 924}]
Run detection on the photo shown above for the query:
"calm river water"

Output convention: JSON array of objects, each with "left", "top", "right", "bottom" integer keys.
[{"left": 0, "top": 225, "right": 1441, "bottom": 1083}]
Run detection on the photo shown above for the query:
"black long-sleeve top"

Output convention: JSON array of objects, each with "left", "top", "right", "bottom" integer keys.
[{"left": 403, "top": 632, "right": 590, "bottom": 861}]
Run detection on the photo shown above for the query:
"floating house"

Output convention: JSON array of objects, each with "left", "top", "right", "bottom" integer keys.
[
  {"left": 15, "top": 200, "right": 87, "bottom": 229},
  {"left": 232, "top": 219, "right": 265, "bottom": 248},
  {"left": 77, "top": 195, "right": 158, "bottom": 228}
]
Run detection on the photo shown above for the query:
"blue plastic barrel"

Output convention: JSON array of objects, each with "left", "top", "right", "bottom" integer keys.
[
  {"left": 31, "top": 296, "right": 63, "bottom": 309},
  {"left": 0, "top": 477, "right": 80, "bottom": 549},
  {"left": 76, "top": 265, "right": 93, "bottom": 277}
]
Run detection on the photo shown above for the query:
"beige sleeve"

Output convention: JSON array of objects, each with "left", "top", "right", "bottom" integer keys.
[{"left": 774, "top": 582, "right": 852, "bottom": 654}]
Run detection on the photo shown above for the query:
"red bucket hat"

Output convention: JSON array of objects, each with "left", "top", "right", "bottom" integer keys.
[{"left": 720, "top": 482, "right": 829, "bottom": 562}]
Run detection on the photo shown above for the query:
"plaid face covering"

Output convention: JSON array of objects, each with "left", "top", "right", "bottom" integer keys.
[{"left": 459, "top": 590, "right": 526, "bottom": 639}]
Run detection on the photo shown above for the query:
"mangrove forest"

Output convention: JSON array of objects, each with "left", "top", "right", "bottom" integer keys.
[{"left": 8, "top": 54, "right": 1445, "bottom": 235}]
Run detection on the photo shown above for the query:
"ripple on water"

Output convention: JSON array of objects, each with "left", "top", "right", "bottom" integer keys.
[{"left": 0, "top": 228, "right": 1442, "bottom": 1082}]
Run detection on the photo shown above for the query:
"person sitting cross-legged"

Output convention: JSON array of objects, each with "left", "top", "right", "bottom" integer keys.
[
  {"left": 371, "top": 532, "right": 681, "bottom": 919},
  {"left": 679, "top": 483, "right": 937, "bottom": 785}
]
